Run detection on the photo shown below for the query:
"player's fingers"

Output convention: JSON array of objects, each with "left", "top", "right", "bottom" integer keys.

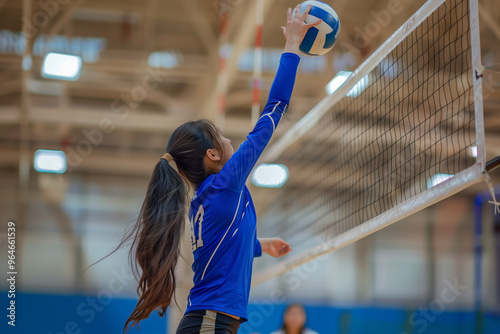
[
  {"left": 306, "top": 18, "right": 322, "bottom": 28},
  {"left": 281, "top": 26, "right": 287, "bottom": 39},
  {"left": 287, "top": 7, "right": 292, "bottom": 22},
  {"left": 279, "top": 243, "right": 291, "bottom": 252},
  {"left": 292, "top": 4, "right": 301, "bottom": 19},
  {"left": 280, "top": 245, "right": 292, "bottom": 255},
  {"left": 300, "top": 5, "right": 312, "bottom": 20}
]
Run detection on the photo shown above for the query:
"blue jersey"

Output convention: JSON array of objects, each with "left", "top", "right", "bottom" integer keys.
[{"left": 186, "top": 52, "right": 300, "bottom": 320}]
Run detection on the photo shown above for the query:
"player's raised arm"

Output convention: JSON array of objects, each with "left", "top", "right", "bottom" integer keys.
[{"left": 214, "top": 5, "right": 322, "bottom": 192}]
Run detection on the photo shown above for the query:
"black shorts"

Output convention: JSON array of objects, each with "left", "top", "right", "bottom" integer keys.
[{"left": 175, "top": 310, "right": 243, "bottom": 334}]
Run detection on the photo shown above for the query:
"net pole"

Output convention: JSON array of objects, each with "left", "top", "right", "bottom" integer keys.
[
  {"left": 469, "top": 0, "right": 486, "bottom": 167},
  {"left": 472, "top": 184, "right": 500, "bottom": 333},
  {"left": 473, "top": 192, "right": 483, "bottom": 334}
]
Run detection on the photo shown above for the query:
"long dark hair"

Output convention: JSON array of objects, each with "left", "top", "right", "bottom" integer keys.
[{"left": 83, "top": 119, "right": 223, "bottom": 334}]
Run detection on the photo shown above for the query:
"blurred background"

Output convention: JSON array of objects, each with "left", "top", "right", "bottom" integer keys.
[{"left": 0, "top": 0, "right": 499, "bottom": 333}]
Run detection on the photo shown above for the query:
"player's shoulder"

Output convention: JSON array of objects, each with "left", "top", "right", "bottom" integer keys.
[
  {"left": 191, "top": 173, "right": 242, "bottom": 205},
  {"left": 191, "top": 174, "right": 217, "bottom": 201}
]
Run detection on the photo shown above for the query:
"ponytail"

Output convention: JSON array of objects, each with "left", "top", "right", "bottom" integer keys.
[{"left": 122, "top": 158, "right": 188, "bottom": 333}]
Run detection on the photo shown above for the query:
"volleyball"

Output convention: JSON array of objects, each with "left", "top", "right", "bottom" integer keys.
[{"left": 293, "top": 1, "right": 340, "bottom": 56}]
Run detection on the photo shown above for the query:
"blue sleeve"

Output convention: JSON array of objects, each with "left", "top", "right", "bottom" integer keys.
[
  {"left": 254, "top": 238, "right": 262, "bottom": 258},
  {"left": 214, "top": 52, "right": 300, "bottom": 192}
]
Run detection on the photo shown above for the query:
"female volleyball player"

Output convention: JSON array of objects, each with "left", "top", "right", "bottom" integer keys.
[{"left": 117, "top": 5, "right": 322, "bottom": 334}]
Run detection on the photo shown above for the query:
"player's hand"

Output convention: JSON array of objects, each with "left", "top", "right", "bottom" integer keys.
[
  {"left": 282, "top": 5, "right": 322, "bottom": 53},
  {"left": 260, "top": 238, "right": 292, "bottom": 258}
]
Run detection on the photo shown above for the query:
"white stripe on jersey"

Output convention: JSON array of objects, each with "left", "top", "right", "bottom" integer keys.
[
  {"left": 258, "top": 101, "right": 284, "bottom": 133},
  {"left": 200, "top": 191, "right": 243, "bottom": 281},
  {"left": 264, "top": 114, "right": 276, "bottom": 132}
]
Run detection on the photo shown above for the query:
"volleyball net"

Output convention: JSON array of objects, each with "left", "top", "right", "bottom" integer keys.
[{"left": 252, "top": 0, "right": 486, "bottom": 286}]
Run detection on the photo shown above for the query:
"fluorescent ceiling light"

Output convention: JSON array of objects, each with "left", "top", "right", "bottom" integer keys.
[
  {"left": 427, "top": 173, "right": 454, "bottom": 189},
  {"left": 469, "top": 146, "right": 477, "bottom": 158},
  {"left": 325, "top": 71, "right": 351, "bottom": 95},
  {"left": 347, "top": 74, "right": 369, "bottom": 97},
  {"left": 42, "top": 52, "right": 82, "bottom": 81},
  {"left": 34, "top": 149, "right": 67, "bottom": 174},
  {"left": 325, "top": 71, "right": 369, "bottom": 97},
  {"left": 148, "top": 51, "right": 180, "bottom": 69},
  {"left": 252, "top": 164, "right": 289, "bottom": 188},
  {"left": 379, "top": 57, "right": 399, "bottom": 79}
]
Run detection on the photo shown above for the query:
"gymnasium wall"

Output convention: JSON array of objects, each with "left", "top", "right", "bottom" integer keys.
[{"left": 1, "top": 170, "right": 499, "bottom": 333}]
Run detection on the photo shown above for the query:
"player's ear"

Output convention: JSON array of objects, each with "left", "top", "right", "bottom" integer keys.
[{"left": 206, "top": 148, "right": 221, "bottom": 162}]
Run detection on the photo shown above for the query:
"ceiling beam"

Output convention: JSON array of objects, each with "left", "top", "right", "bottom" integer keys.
[
  {"left": 48, "top": 0, "right": 85, "bottom": 36},
  {"left": 0, "top": 78, "right": 22, "bottom": 96},
  {"left": 201, "top": 0, "right": 277, "bottom": 119},
  {"left": 141, "top": 0, "right": 159, "bottom": 51},
  {"left": 176, "top": 0, "right": 219, "bottom": 117},
  {"left": 0, "top": 106, "right": 253, "bottom": 138},
  {"left": 181, "top": 0, "right": 218, "bottom": 64}
]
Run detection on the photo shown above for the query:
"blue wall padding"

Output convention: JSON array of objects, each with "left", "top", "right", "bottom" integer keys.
[{"left": 1, "top": 291, "right": 499, "bottom": 333}]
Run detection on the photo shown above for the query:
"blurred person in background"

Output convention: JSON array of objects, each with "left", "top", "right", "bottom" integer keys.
[{"left": 271, "top": 304, "right": 319, "bottom": 334}]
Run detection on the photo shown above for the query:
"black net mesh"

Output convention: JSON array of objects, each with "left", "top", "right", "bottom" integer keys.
[{"left": 255, "top": 0, "right": 476, "bottom": 256}]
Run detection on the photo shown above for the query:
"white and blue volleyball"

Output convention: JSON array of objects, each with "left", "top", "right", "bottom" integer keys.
[{"left": 293, "top": 1, "right": 340, "bottom": 56}]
